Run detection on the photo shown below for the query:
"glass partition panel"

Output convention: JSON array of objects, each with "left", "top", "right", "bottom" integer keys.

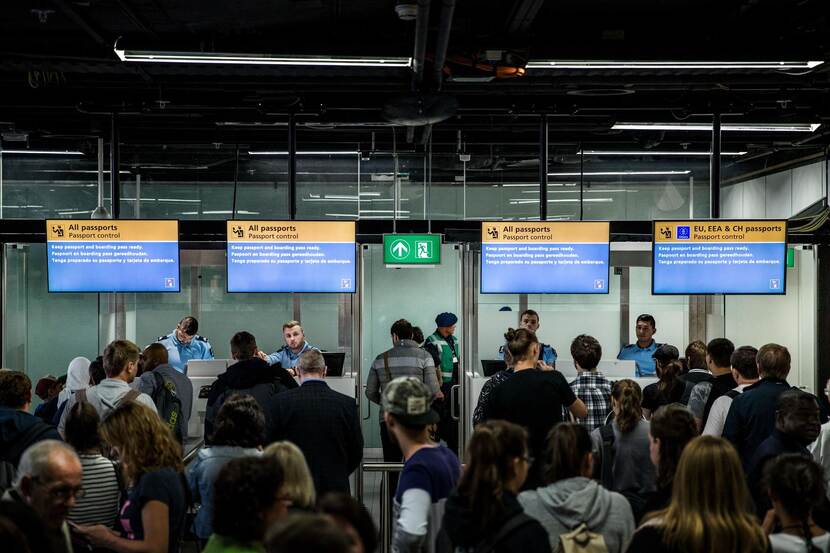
[
  {"left": 361, "top": 244, "right": 462, "bottom": 448},
  {"left": 723, "top": 246, "right": 816, "bottom": 391},
  {"left": 3, "top": 243, "right": 100, "bottom": 406}
]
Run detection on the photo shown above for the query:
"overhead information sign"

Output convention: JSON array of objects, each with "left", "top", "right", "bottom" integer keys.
[
  {"left": 226, "top": 221, "right": 356, "bottom": 293},
  {"left": 480, "top": 221, "right": 610, "bottom": 294},
  {"left": 653, "top": 220, "right": 787, "bottom": 295},
  {"left": 47, "top": 220, "right": 180, "bottom": 293},
  {"left": 383, "top": 234, "right": 441, "bottom": 265}
]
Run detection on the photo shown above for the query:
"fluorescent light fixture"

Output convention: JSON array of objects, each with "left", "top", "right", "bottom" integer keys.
[
  {"left": 509, "top": 198, "right": 613, "bottom": 204},
  {"left": 248, "top": 150, "right": 360, "bottom": 156},
  {"left": 612, "top": 122, "right": 821, "bottom": 132},
  {"left": 579, "top": 150, "right": 747, "bottom": 156},
  {"left": 1, "top": 150, "right": 84, "bottom": 155},
  {"left": 115, "top": 47, "right": 412, "bottom": 68},
  {"left": 547, "top": 170, "right": 691, "bottom": 176},
  {"left": 525, "top": 60, "right": 824, "bottom": 70}
]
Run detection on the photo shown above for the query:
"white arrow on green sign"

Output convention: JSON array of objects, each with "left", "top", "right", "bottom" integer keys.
[{"left": 383, "top": 234, "right": 441, "bottom": 265}]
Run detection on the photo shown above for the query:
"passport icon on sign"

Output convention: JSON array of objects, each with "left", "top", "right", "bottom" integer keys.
[{"left": 677, "top": 226, "right": 691, "bottom": 240}]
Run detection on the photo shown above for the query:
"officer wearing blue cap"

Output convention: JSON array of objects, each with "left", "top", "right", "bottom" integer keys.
[
  {"left": 617, "top": 313, "right": 661, "bottom": 377},
  {"left": 157, "top": 316, "right": 214, "bottom": 373},
  {"left": 424, "top": 312, "right": 460, "bottom": 453}
]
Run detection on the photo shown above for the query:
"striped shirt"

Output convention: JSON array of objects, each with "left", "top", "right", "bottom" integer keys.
[
  {"left": 366, "top": 340, "right": 440, "bottom": 405},
  {"left": 68, "top": 454, "right": 121, "bottom": 527}
]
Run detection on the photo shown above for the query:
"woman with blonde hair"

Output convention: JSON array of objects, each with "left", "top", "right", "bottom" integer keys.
[
  {"left": 264, "top": 441, "right": 316, "bottom": 510},
  {"left": 627, "top": 435, "right": 767, "bottom": 553},
  {"left": 75, "top": 401, "right": 187, "bottom": 553}
]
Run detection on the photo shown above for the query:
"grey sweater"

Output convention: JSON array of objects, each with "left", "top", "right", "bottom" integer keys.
[
  {"left": 518, "top": 477, "right": 635, "bottom": 553},
  {"left": 590, "top": 419, "right": 656, "bottom": 496}
]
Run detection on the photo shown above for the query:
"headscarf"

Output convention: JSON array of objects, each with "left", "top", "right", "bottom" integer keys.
[{"left": 57, "top": 356, "right": 91, "bottom": 406}]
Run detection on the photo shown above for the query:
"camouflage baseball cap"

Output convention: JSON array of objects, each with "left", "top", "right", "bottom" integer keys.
[{"left": 382, "top": 376, "right": 439, "bottom": 426}]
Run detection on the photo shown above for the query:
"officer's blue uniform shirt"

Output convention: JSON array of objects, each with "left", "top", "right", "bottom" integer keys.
[
  {"left": 157, "top": 331, "right": 214, "bottom": 373},
  {"left": 264, "top": 341, "right": 319, "bottom": 368},
  {"left": 617, "top": 340, "right": 660, "bottom": 377},
  {"left": 497, "top": 343, "right": 558, "bottom": 366}
]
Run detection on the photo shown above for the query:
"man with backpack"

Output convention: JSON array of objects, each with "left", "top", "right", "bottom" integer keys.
[
  {"left": 58, "top": 340, "right": 157, "bottom": 438},
  {"left": 132, "top": 342, "right": 191, "bottom": 442}
]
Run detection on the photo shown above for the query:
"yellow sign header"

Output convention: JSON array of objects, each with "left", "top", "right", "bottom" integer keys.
[
  {"left": 47, "top": 220, "right": 178, "bottom": 242},
  {"left": 654, "top": 220, "right": 787, "bottom": 243},
  {"left": 227, "top": 221, "right": 355, "bottom": 243},
  {"left": 481, "top": 221, "right": 609, "bottom": 244}
]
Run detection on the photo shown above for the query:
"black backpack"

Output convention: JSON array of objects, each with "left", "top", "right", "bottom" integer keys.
[{"left": 151, "top": 371, "right": 184, "bottom": 443}]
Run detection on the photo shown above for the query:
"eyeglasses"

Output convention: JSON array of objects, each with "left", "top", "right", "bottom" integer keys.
[{"left": 33, "top": 478, "right": 85, "bottom": 500}]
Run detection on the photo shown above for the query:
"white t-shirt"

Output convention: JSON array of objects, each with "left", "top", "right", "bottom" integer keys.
[
  {"left": 770, "top": 532, "right": 830, "bottom": 553},
  {"left": 702, "top": 383, "right": 751, "bottom": 437}
]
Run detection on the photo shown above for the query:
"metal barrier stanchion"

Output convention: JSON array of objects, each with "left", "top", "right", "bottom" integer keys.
[{"left": 362, "top": 462, "right": 404, "bottom": 553}]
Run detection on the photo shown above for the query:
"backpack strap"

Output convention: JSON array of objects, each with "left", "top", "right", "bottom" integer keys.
[
  {"left": 725, "top": 389, "right": 741, "bottom": 399},
  {"left": 75, "top": 388, "right": 87, "bottom": 404},
  {"left": 382, "top": 352, "right": 392, "bottom": 384},
  {"left": 117, "top": 389, "right": 141, "bottom": 407},
  {"left": 599, "top": 424, "right": 616, "bottom": 490}
]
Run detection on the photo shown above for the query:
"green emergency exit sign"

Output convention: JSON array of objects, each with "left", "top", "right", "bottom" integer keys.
[{"left": 383, "top": 234, "right": 441, "bottom": 265}]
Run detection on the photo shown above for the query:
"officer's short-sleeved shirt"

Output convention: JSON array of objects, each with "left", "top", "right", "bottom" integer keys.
[
  {"left": 497, "top": 343, "right": 558, "bottom": 366},
  {"left": 617, "top": 340, "right": 659, "bottom": 377},
  {"left": 157, "top": 331, "right": 214, "bottom": 373},
  {"left": 264, "top": 341, "right": 319, "bottom": 368}
]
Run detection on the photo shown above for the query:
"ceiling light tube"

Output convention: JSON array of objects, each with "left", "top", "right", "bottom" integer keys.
[
  {"left": 248, "top": 150, "right": 360, "bottom": 156},
  {"left": 525, "top": 60, "right": 824, "bottom": 70},
  {"left": 547, "top": 170, "right": 692, "bottom": 176},
  {"left": 115, "top": 47, "right": 412, "bottom": 68},
  {"left": 1, "top": 150, "right": 84, "bottom": 155},
  {"left": 579, "top": 150, "right": 747, "bottom": 156},
  {"left": 612, "top": 122, "right": 821, "bottom": 132}
]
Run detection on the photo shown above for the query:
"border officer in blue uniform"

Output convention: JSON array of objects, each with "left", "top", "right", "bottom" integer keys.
[
  {"left": 497, "top": 309, "right": 557, "bottom": 368},
  {"left": 157, "top": 316, "right": 214, "bottom": 373},
  {"left": 257, "top": 320, "right": 319, "bottom": 377},
  {"left": 617, "top": 313, "right": 661, "bottom": 377}
]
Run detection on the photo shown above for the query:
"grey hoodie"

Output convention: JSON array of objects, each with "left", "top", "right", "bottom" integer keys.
[
  {"left": 58, "top": 378, "right": 157, "bottom": 436},
  {"left": 518, "top": 476, "right": 635, "bottom": 553}
]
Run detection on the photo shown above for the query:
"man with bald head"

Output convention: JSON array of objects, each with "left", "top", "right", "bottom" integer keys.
[
  {"left": 2, "top": 440, "right": 82, "bottom": 553},
  {"left": 132, "top": 342, "right": 193, "bottom": 440}
]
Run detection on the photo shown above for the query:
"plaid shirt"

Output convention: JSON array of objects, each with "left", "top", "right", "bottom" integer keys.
[{"left": 568, "top": 371, "right": 613, "bottom": 430}]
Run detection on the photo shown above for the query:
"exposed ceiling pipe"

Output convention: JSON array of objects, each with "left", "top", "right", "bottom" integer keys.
[
  {"left": 433, "top": 0, "right": 456, "bottom": 90},
  {"left": 412, "top": 0, "right": 431, "bottom": 87}
]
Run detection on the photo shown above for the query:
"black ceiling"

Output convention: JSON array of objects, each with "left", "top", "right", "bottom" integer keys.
[{"left": 1, "top": 0, "right": 829, "bottom": 159}]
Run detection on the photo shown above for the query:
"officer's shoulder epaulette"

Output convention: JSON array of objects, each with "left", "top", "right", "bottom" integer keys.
[
  {"left": 157, "top": 335, "right": 168, "bottom": 342},
  {"left": 193, "top": 335, "right": 210, "bottom": 344},
  {"left": 275, "top": 346, "right": 286, "bottom": 353}
]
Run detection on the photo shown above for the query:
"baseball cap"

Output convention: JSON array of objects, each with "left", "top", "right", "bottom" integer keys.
[
  {"left": 653, "top": 344, "right": 680, "bottom": 363},
  {"left": 382, "top": 377, "right": 440, "bottom": 426}
]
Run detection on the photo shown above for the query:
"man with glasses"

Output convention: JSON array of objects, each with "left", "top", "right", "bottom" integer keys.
[
  {"left": 2, "top": 439, "right": 83, "bottom": 553},
  {"left": 157, "top": 316, "right": 214, "bottom": 373}
]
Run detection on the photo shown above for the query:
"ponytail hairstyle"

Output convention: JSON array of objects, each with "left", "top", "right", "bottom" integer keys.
[
  {"left": 764, "top": 454, "right": 826, "bottom": 553},
  {"left": 542, "top": 423, "right": 593, "bottom": 484},
  {"left": 457, "top": 420, "right": 528, "bottom": 526},
  {"left": 650, "top": 404, "right": 697, "bottom": 491},
  {"left": 503, "top": 328, "right": 539, "bottom": 363},
  {"left": 657, "top": 360, "right": 683, "bottom": 399},
  {"left": 612, "top": 379, "right": 643, "bottom": 434}
]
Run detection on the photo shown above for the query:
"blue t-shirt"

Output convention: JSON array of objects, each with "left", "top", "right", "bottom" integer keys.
[
  {"left": 617, "top": 340, "right": 659, "bottom": 377},
  {"left": 395, "top": 446, "right": 461, "bottom": 504},
  {"left": 119, "top": 468, "right": 186, "bottom": 552}
]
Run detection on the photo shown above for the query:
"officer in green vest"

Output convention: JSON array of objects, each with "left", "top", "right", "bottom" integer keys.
[{"left": 425, "top": 312, "right": 460, "bottom": 453}]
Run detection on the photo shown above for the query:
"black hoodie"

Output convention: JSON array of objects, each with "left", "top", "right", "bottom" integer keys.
[
  {"left": 204, "top": 357, "right": 295, "bottom": 440},
  {"left": 442, "top": 489, "right": 552, "bottom": 553}
]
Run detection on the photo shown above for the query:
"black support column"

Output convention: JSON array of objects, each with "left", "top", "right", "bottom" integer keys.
[
  {"left": 288, "top": 114, "right": 297, "bottom": 220},
  {"left": 110, "top": 114, "right": 120, "bottom": 219},
  {"left": 710, "top": 112, "right": 721, "bottom": 218},
  {"left": 539, "top": 115, "right": 548, "bottom": 221}
]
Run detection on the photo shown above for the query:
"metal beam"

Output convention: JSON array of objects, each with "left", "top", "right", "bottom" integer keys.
[
  {"left": 288, "top": 114, "right": 297, "bottom": 219},
  {"left": 539, "top": 114, "right": 548, "bottom": 220},
  {"left": 110, "top": 113, "right": 121, "bottom": 219},
  {"left": 710, "top": 112, "right": 721, "bottom": 218}
]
